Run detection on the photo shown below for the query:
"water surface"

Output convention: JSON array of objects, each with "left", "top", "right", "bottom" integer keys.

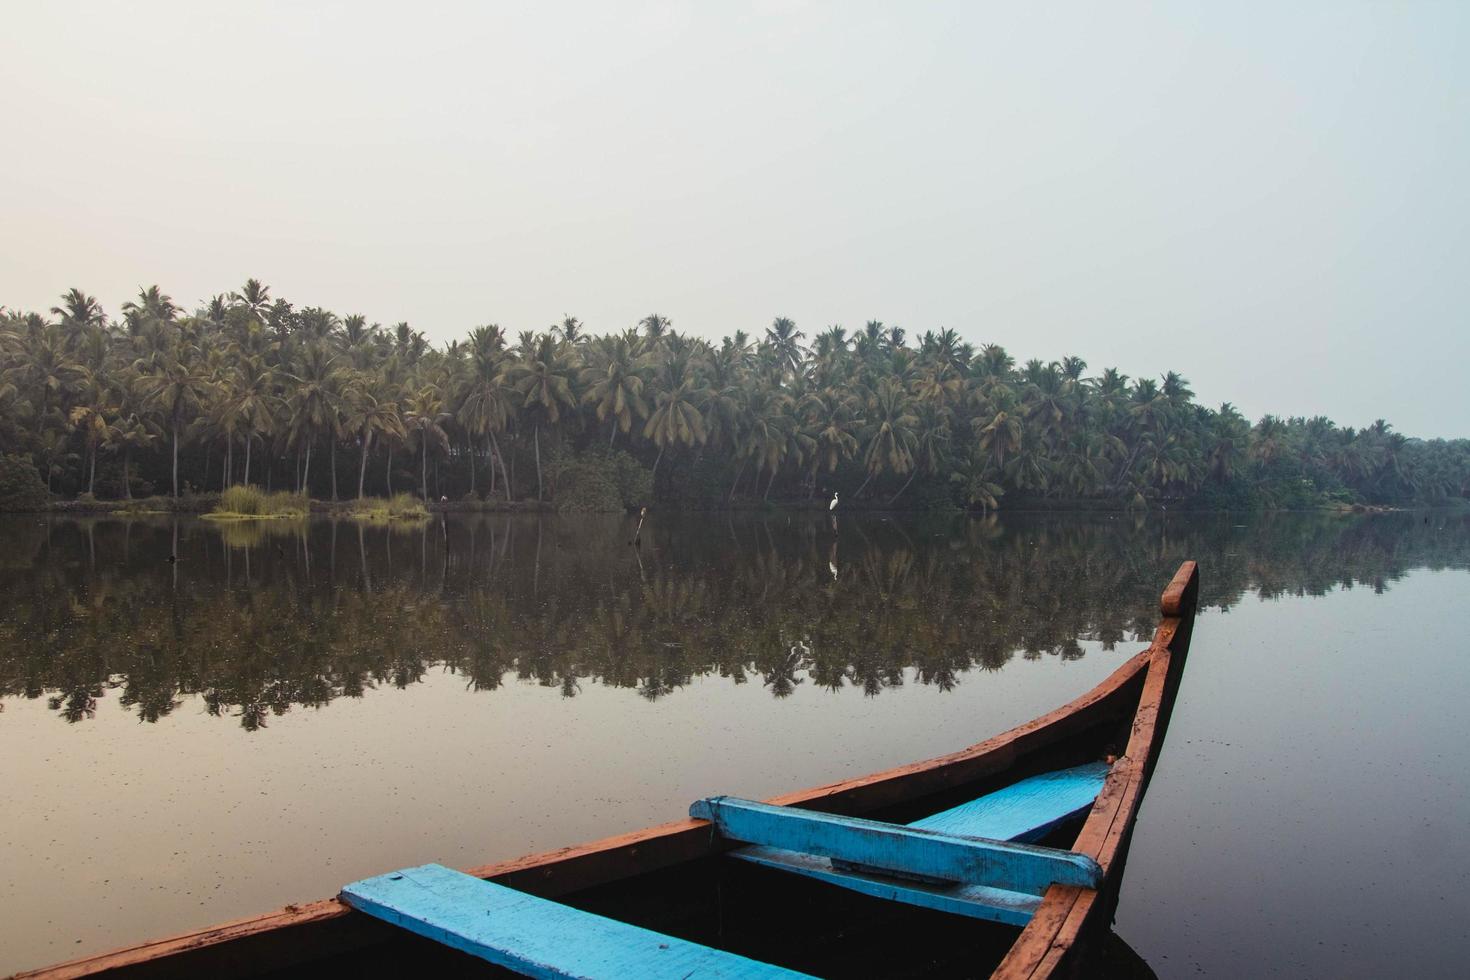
[{"left": 1, "top": 511, "right": 1467, "bottom": 976}]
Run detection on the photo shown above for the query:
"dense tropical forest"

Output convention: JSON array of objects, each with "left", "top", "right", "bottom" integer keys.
[{"left": 2, "top": 281, "right": 1466, "bottom": 511}]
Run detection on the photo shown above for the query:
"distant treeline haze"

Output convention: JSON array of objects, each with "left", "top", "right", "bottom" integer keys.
[{"left": 1, "top": 281, "right": 1466, "bottom": 509}]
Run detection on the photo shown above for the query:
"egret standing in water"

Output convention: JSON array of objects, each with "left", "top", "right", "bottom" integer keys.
[{"left": 829, "top": 492, "right": 839, "bottom": 512}]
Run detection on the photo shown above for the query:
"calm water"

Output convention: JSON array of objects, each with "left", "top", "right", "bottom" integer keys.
[{"left": 1, "top": 511, "right": 1467, "bottom": 977}]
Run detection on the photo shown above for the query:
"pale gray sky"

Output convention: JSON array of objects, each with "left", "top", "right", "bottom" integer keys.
[{"left": 2, "top": 1, "right": 1466, "bottom": 436}]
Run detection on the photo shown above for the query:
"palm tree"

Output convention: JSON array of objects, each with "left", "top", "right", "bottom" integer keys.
[
  {"left": 1252, "top": 414, "right": 1288, "bottom": 467},
  {"left": 105, "top": 413, "right": 158, "bottom": 499},
  {"left": 1207, "top": 403, "right": 1250, "bottom": 481},
  {"left": 229, "top": 279, "right": 272, "bottom": 321},
  {"left": 639, "top": 313, "right": 671, "bottom": 342},
  {"left": 765, "top": 317, "right": 805, "bottom": 378},
  {"left": 68, "top": 406, "right": 111, "bottom": 495},
  {"left": 857, "top": 380, "right": 918, "bottom": 497},
  {"left": 457, "top": 345, "right": 514, "bottom": 499},
  {"left": 51, "top": 288, "right": 106, "bottom": 341},
  {"left": 135, "top": 347, "right": 213, "bottom": 497},
  {"left": 730, "top": 388, "right": 787, "bottom": 501},
  {"left": 344, "top": 386, "right": 405, "bottom": 499},
  {"left": 283, "top": 343, "right": 343, "bottom": 495},
  {"left": 67, "top": 369, "right": 116, "bottom": 496},
  {"left": 225, "top": 354, "right": 278, "bottom": 486},
  {"left": 801, "top": 389, "right": 859, "bottom": 493},
  {"left": 8, "top": 323, "right": 83, "bottom": 419},
  {"left": 642, "top": 357, "right": 707, "bottom": 480},
  {"left": 975, "top": 409, "right": 1022, "bottom": 472},
  {"left": 952, "top": 453, "right": 1004, "bottom": 515},
  {"left": 580, "top": 334, "right": 648, "bottom": 449},
  {"left": 403, "top": 386, "right": 451, "bottom": 501},
  {"left": 890, "top": 402, "right": 950, "bottom": 504},
  {"left": 120, "top": 286, "right": 180, "bottom": 333},
  {"left": 505, "top": 335, "right": 577, "bottom": 500},
  {"left": 558, "top": 316, "right": 587, "bottom": 346}
]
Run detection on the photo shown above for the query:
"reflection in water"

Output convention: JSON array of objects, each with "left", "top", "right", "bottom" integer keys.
[{"left": 1, "top": 512, "right": 1466, "bottom": 731}]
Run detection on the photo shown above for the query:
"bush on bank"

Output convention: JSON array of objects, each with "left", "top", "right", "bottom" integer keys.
[{"left": 0, "top": 454, "right": 49, "bottom": 512}]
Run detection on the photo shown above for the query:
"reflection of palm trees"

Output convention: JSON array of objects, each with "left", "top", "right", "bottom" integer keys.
[{"left": 4, "top": 512, "right": 1469, "bottom": 728}]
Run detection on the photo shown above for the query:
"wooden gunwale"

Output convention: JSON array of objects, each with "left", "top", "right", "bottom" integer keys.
[
  {"left": 15, "top": 561, "right": 1198, "bottom": 980},
  {"left": 993, "top": 559, "right": 1199, "bottom": 979}
]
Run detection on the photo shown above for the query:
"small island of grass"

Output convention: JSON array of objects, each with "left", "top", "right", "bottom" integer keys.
[
  {"left": 205, "top": 486, "right": 309, "bottom": 521},
  {"left": 347, "top": 492, "right": 429, "bottom": 522}
]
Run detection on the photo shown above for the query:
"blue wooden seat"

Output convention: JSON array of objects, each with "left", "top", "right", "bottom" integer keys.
[
  {"left": 338, "top": 765, "right": 1111, "bottom": 973},
  {"left": 908, "top": 761, "right": 1110, "bottom": 841},
  {"left": 710, "top": 762, "right": 1109, "bottom": 926},
  {"left": 341, "top": 863, "right": 810, "bottom": 978}
]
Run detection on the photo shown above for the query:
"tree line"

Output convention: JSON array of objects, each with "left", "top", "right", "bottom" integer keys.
[{"left": 2, "top": 280, "right": 1466, "bottom": 509}]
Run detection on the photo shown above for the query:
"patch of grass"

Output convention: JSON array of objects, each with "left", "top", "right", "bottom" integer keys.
[
  {"left": 206, "top": 485, "right": 309, "bottom": 520},
  {"left": 348, "top": 492, "right": 429, "bottom": 521}
]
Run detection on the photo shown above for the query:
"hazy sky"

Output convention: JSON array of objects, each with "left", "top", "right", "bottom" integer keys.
[{"left": 2, "top": 2, "right": 1466, "bottom": 436}]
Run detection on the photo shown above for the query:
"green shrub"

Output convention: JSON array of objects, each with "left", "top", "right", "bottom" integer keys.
[
  {"left": 0, "top": 454, "right": 49, "bottom": 512},
  {"left": 657, "top": 454, "right": 725, "bottom": 509},
  {"left": 550, "top": 449, "right": 653, "bottom": 512}
]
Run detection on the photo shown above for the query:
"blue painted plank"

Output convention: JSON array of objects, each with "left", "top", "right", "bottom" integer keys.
[
  {"left": 734, "top": 846, "right": 1041, "bottom": 926},
  {"left": 720, "top": 764, "right": 1110, "bottom": 923},
  {"left": 908, "top": 762, "right": 1110, "bottom": 843},
  {"left": 690, "top": 797, "right": 1102, "bottom": 895},
  {"left": 341, "top": 863, "right": 811, "bottom": 979}
]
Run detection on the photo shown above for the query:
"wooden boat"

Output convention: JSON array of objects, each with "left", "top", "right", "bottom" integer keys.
[{"left": 17, "top": 561, "right": 1199, "bottom": 980}]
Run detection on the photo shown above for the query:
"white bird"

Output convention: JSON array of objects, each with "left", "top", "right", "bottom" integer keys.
[{"left": 829, "top": 491, "right": 839, "bottom": 512}]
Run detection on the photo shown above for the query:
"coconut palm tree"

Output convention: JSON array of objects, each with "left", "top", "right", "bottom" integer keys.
[
  {"left": 643, "top": 357, "right": 707, "bottom": 480},
  {"left": 225, "top": 354, "right": 278, "bottom": 486},
  {"left": 580, "top": 334, "right": 648, "bottom": 449},
  {"left": 857, "top": 380, "right": 918, "bottom": 497},
  {"left": 282, "top": 342, "right": 343, "bottom": 495},
  {"left": 344, "top": 386, "right": 405, "bottom": 499},
  {"left": 135, "top": 346, "right": 213, "bottom": 497},
  {"left": 457, "top": 344, "right": 514, "bottom": 499},
  {"left": 229, "top": 279, "right": 272, "bottom": 321},
  {"left": 765, "top": 317, "right": 805, "bottom": 378},
  {"left": 505, "top": 335, "right": 577, "bottom": 500},
  {"left": 801, "top": 389, "right": 859, "bottom": 493},
  {"left": 403, "top": 386, "right": 451, "bottom": 501},
  {"left": 1207, "top": 403, "right": 1250, "bottom": 481},
  {"left": 639, "top": 313, "right": 671, "bottom": 342},
  {"left": 975, "top": 408, "right": 1022, "bottom": 473},
  {"left": 51, "top": 288, "right": 106, "bottom": 340},
  {"left": 105, "top": 413, "right": 158, "bottom": 499},
  {"left": 889, "top": 402, "right": 950, "bottom": 504}
]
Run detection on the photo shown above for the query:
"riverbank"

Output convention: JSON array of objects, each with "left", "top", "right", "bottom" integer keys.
[
  {"left": 42, "top": 494, "right": 559, "bottom": 516},
  {"left": 28, "top": 496, "right": 1442, "bottom": 518}
]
